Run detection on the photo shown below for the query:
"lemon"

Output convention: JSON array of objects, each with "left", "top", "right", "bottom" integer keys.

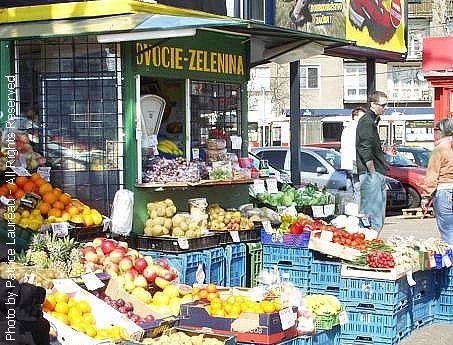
[
  {"left": 68, "top": 307, "right": 82, "bottom": 322},
  {"left": 54, "top": 292, "right": 69, "bottom": 304},
  {"left": 53, "top": 312, "right": 69, "bottom": 325},
  {"left": 67, "top": 297, "right": 77, "bottom": 308},
  {"left": 82, "top": 313, "right": 95, "bottom": 324},
  {"left": 21, "top": 210, "right": 30, "bottom": 218},
  {"left": 31, "top": 209, "right": 41, "bottom": 216},
  {"left": 85, "top": 325, "right": 97, "bottom": 338},
  {"left": 75, "top": 300, "right": 91, "bottom": 314},
  {"left": 54, "top": 302, "right": 69, "bottom": 314}
]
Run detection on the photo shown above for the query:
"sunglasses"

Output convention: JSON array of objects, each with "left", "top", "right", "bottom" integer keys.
[{"left": 375, "top": 102, "right": 388, "bottom": 108}]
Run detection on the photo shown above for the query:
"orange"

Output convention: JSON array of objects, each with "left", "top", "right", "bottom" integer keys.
[
  {"left": 206, "top": 284, "right": 217, "bottom": 293},
  {"left": 6, "top": 183, "right": 18, "bottom": 193},
  {"left": 53, "top": 188, "right": 63, "bottom": 198},
  {"left": 59, "top": 193, "right": 72, "bottom": 205},
  {"left": 53, "top": 201, "right": 65, "bottom": 211},
  {"left": 15, "top": 176, "right": 28, "bottom": 187},
  {"left": 48, "top": 208, "right": 62, "bottom": 218},
  {"left": 30, "top": 172, "right": 41, "bottom": 182},
  {"left": 39, "top": 183, "right": 53, "bottom": 196},
  {"left": 43, "top": 192, "right": 57, "bottom": 205},
  {"left": 34, "top": 178, "right": 47, "bottom": 188},
  {"left": 0, "top": 186, "right": 8, "bottom": 196},
  {"left": 23, "top": 181, "right": 36, "bottom": 193},
  {"left": 14, "top": 189, "right": 25, "bottom": 199},
  {"left": 43, "top": 295, "right": 56, "bottom": 312},
  {"left": 39, "top": 202, "right": 51, "bottom": 216}
]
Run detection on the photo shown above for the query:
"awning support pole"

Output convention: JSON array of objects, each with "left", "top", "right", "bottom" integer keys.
[{"left": 290, "top": 60, "right": 301, "bottom": 187}]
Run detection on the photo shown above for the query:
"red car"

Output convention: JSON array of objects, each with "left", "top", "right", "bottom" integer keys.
[{"left": 306, "top": 142, "right": 426, "bottom": 208}]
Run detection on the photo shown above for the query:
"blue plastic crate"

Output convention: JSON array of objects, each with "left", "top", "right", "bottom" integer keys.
[
  {"left": 412, "top": 270, "right": 439, "bottom": 297},
  {"left": 310, "top": 259, "right": 342, "bottom": 289},
  {"left": 263, "top": 264, "right": 310, "bottom": 291},
  {"left": 310, "top": 284, "right": 340, "bottom": 297},
  {"left": 339, "top": 277, "right": 412, "bottom": 310},
  {"left": 225, "top": 243, "right": 247, "bottom": 287},
  {"left": 203, "top": 247, "right": 225, "bottom": 286},
  {"left": 435, "top": 290, "right": 453, "bottom": 319},
  {"left": 339, "top": 335, "right": 402, "bottom": 345},
  {"left": 437, "top": 268, "right": 453, "bottom": 290},
  {"left": 341, "top": 304, "right": 410, "bottom": 344},
  {"left": 313, "top": 326, "right": 340, "bottom": 345},
  {"left": 409, "top": 298, "right": 435, "bottom": 329},
  {"left": 261, "top": 229, "right": 310, "bottom": 248},
  {"left": 263, "top": 245, "right": 312, "bottom": 269},
  {"left": 279, "top": 336, "right": 313, "bottom": 345}
]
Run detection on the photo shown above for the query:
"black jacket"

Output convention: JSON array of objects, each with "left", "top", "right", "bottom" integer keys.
[{"left": 356, "top": 109, "right": 387, "bottom": 175}]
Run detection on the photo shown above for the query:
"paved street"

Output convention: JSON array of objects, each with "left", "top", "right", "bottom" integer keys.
[{"left": 379, "top": 215, "right": 453, "bottom": 345}]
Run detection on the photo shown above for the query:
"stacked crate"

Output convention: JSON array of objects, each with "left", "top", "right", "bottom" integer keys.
[
  {"left": 309, "top": 253, "right": 342, "bottom": 297},
  {"left": 435, "top": 267, "right": 453, "bottom": 323}
]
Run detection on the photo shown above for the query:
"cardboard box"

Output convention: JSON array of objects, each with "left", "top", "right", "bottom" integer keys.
[
  {"left": 309, "top": 231, "right": 361, "bottom": 261},
  {"left": 179, "top": 302, "right": 298, "bottom": 344}
]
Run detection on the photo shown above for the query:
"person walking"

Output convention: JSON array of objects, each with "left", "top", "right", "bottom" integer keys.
[
  {"left": 341, "top": 106, "right": 367, "bottom": 171},
  {"left": 422, "top": 118, "right": 453, "bottom": 244},
  {"left": 356, "top": 91, "right": 388, "bottom": 232}
]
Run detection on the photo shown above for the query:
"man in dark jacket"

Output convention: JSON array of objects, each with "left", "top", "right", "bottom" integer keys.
[{"left": 356, "top": 91, "right": 388, "bottom": 232}]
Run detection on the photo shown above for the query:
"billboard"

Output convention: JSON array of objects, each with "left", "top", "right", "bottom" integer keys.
[{"left": 276, "top": 0, "right": 407, "bottom": 54}]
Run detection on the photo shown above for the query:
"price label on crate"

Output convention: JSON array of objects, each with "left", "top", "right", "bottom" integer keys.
[
  {"left": 177, "top": 238, "right": 190, "bottom": 250},
  {"left": 11, "top": 167, "right": 31, "bottom": 176},
  {"left": 285, "top": 206, "right": 298, "bottom": 217},
  {"left": 266, "top": 178, "right": 279, "bottom": 194},
  {"left": 406, "top": 270, "right": 417, "bottom": 287},
  {"left": 429, "top": 255, "right": 436, "bottom": 268},
  {"left": 443, "top": 254, "right": 452, "bottom": 268},
  {"left": 81, "top": 273, "right": 105, "bottom": 291},
  {"left": 360, "top": 216, "right": 371, "bottom": 228},
  {"left": 230, "top": 135, "right": 242, "bottom": 150},
  {"left": 320, "top": 230, "right": 333, "bottom": 242},
  {"left": 51, "top": 222, "right": 69, "bottom": 237},
  {"left": 37, "top": 167, "right": 51, "bottom": 181},
  {"left": 311, "top": 206, "right": 325, "bottom": 218},
  {"left": 192, "top": 148, "right": 200, "bottom": 160},
  {"left": 323, "top": 204, "right": 335, "bottom": 216},
  {"left": 279, "top": 308, "right": 297, "bottom": 330},
  {"left": 339, "top": 310, "right": 349, "bottom": 325},
  {"left": 230, "top": 231, "right": 241, "bottom": 243},
  {"left": 53, "top": 279, "right": 79, "bottom": 294},
  {"left": 262, "top": 221, "right": 273, "bottom": 234},
  {"left": 253, "top": 179, "right": 266, "bottom": 194}
]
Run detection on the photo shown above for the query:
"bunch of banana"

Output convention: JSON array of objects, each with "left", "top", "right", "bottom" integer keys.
[{"left": 157, "top": 139, "right": 183, "bottom": 156}]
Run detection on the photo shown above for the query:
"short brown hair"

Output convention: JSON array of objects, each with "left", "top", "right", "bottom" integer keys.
[
  {"left": 368, "top": 91, "right": 387, "bottom": 104},
  {"left": 352, "top": 106, "right": 367, "bottom": 120}
]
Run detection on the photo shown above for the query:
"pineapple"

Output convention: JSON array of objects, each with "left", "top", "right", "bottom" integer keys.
[
  {"left": 26, "top": 234, "right": 49, "bottom": 267},
  {"left": 68, "top": 247, "right": 85, "bottom": 277}
]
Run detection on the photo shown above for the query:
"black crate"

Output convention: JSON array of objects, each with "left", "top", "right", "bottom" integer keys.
[
  {"left": 132, "top": 233, "right": 221, "bottom": 253},
  {"left": 217, "top": 227, "right": 261, "bottom": 245}
]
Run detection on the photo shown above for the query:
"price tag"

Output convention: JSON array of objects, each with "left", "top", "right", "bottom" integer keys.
[
  {"left": 345, "top": 202, "right": 359, "bottom": 216},
  {"left": 279, "top": 308, "right": 296, "bottom": 330},
  {"left": 339, "top": 310, "right": 349, "bottom": 325},
  {"left": 406, "top": 270, "right": 417, "bottom": 287},
  {"left": 102, "top": 217, "right": 111, "bottom": 233},
  {"left": 443, "top": 255, "right": 452, "bottom": 268},
  {"left": 360, "top": 216, "right": 371, "bottom": 228},
  {"left": 320, "top": 230, "right": 333, "bottom": 242},
  {"left": 23, "top": 273, "right": 36, "bottom": 284},
  {"left": 265, "top": 178, "right": 279, "bottom": 193},
  {"left": 192, "top": 148, "right": 200, "bottom": 160},
  {"left": 311, "top": 206, "right": 325, "bottom": 218},
  {"left": 262, "top": 221, "right": 273, "bottom": 234},
  {"left": 178, "top": 238, "right": 190, "bottom": 250},
  {"left": 323, "top": 204, "right": 335, "bottom": 216},
  {"left": 230, "top": 231, "right": 241, "bottom": 243},
  {"left": 196, "top": 264, "right": 205, "bottom": 284},
  {"left": 253, "top": 179, "right": 266, "bottom": 194},
  {"left": 285, "top": 206, "right": 298, "bottom": 217},
  {"left": 51, "top": 222, "right": 69, "bottom": 237},
  {"left": 52, "top": 279, "right": 79, "bottom": 294},
  {"left": 81, "top": 273, "right": 105, "bottom": 291},
  {"left": 429, "top": 255, "right": 436, "bottom": 268},
  {"left": 11, "top": 167, "right": 31, "bottom": 176},
  {"left": 230, "top": 135, "right": 242, "bottom": 150},
  {"left": 37, "top": 167, "right": 51, "bottom": 181}
]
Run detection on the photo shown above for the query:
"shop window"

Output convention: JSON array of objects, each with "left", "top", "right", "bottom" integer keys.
[
  {"left": 190, "top": 81, "right": 242, "bottom": 149},
  {"left": 14, "top": 37, "right": 124, "bottom": 214},
  {"left": 387, "top": 65, "right": 430, "bottom": 101},
  {"left": 344, "top": 63, "right": 367, "bottom": 102},
  {"left": 300, "top": 65, "right": 319, "bottom": 89}
]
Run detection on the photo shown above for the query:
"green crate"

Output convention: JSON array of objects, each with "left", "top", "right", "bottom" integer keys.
[
  {"left": 246, "top": 242, "right": 263, "bottom": 288},
  {"left": 315, "top": 313, "right": 339, "bottom": 331},
  {"left": 0, "top": 219, "right": 32, "bottom": 252}
]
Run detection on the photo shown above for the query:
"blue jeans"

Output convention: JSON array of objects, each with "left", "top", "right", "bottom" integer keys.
[
  {"left": 433, "top": 189, "right": 453, "bottom": 245},
  {"left": 359, "top": 172, "right": 387, "bottom": 231}
]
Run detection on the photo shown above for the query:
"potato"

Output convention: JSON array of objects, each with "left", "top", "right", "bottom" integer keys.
[
  {"left": 164, "top": 218, "right": 172, "bottom": 229},
  {"left": 157, "top": 206, "right": 166, "bottom": 217},
  {"left": 180, "top": 222, "right": 189, "bottom": 232},
  {"left": 151, "top": 225, "right": 164, "bottom": 236}
]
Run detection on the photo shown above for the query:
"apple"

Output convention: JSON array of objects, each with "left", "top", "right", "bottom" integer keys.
[
  {"left": 143, "top": 266, "right": 157, "bottom": 284},
  {"left": 109, "top": 248, "right": 126, "bottom": 264},
  {"left": 119, "top": 257, "right": 133, "bottom": 272},
  {"left": 144, "top": 256, "right": 154, "bottom": 266},
  {"left": 101, "top": 239, "right": 118, "bottom": 255},
  {"left": 156, "top": 258, "right": 170, "bottom": 270},
  {"left": 105, "top": 262, "right": 119, "bottom": 274},
  {"left": 162, "top": 270, "right": 173, "bottom": 281},
  {"left": 85, "top": 251, "right": 99, "bottom": 264},
  {"left": 134, "top": 275, "right": 148, "bottom": 288},
  {"left": 123, "top": 268, "right": 138, "bottom": 281},
  {"left": 126, "top": 249, "right": 139, "bottom": 260},
  {"left": 118, "top": 241, "right": 128, "bottom": 250},
  {"left": 134, "top": 258, "right": 148, "bottom": 273},
  {"left": 93, "top": 237, "right": 105, "bottom": 247},
  {"left": 82, "top": 246, "right": 96, "bottom": 256}
]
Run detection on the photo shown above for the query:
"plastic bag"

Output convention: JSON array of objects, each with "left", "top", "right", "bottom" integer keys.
[{"left": 111, "top": 189, "right": 134, "bottom": 236}]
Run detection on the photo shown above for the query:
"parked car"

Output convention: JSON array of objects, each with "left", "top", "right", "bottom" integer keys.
[
  {"left": 395, "top": 146, "right": 431, "bottom": 168},
  {"left": 384, "top": 153, "right": 426, "bottom": 208},
  {"left": 306, "top": 142, "right": 427, "bottom": 208},
  {"left": 251, "top": 147, "right": 407, "bottom": 211}
]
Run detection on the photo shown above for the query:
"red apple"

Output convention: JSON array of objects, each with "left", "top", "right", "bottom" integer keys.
[
  {"left": 126, "top": 249, "right": 139, "bottom": 260},
  {"left": 143, "top": 266, "right": 157, "bottom": 284},
  {"left": 101, "top": 239, "right": 118, "bottom": 255},
  {"left": 134, "top": 258, "right": 148, "bottom": 273},
  {"left": 162, "top": 270, "right": 173, "bottom": 281},
  {"left": 118, "top": 241, "right": 128, "bottom": 250},
  {"left": 109, "top": 248, "right": 126, "bottom": 264},
  {"left": 119, "top": 257, "right": 133, "bottom": 272},
  {"left": 92, "top": 237, "right": 105, "bottom": 247},
  {"left": 144, "top": 256, "right": 154, "bottom": 265},
  {"left": 156, "top": 258, "right": 170, "bottom": 270},
  {"left": 123, "top": 268, "right": 138, "bottom": 281},
  {"left": 85, "top": 251, "right": 99, "bottom": 264},
  {"left": 134, "top": 275, "right": 148, "bottom": 288},
  {"left": 82, "top": 246, "right": 96, "bottom": 256}
]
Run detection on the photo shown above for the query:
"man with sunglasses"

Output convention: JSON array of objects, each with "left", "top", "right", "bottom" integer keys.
[{"left": 356, "top": 91, "right": 388, "bottom": 232}]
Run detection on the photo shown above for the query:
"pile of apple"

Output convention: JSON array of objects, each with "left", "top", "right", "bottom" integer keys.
[
  {"left": 82, "top": 237, "right": 178, "bottom": 290},
  {"left": 92, "top": 291, "right": 155, "bottom": 325}
]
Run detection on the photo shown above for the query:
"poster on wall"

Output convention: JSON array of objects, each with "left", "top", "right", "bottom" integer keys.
[{"left": 276, "top": 0, "right": 407, "bottom": 54}]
